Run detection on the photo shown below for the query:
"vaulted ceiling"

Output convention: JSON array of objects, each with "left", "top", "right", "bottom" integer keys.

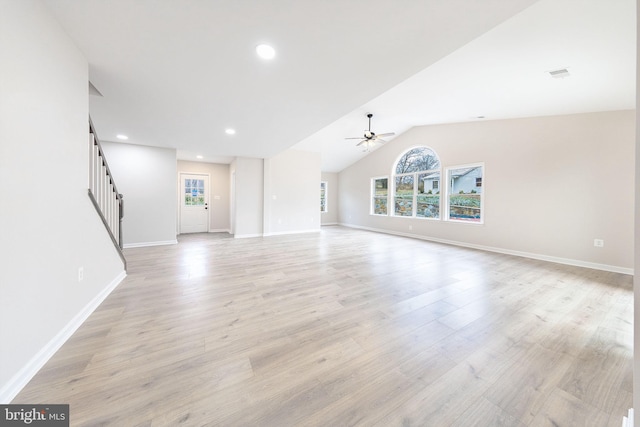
[{"left": 42, "top": 0, "right": 635, "bottom": 172}]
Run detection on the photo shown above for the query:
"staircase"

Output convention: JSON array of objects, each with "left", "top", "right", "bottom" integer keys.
[{"left": 88, "top": 118, "right": 126, "bottom": 269}]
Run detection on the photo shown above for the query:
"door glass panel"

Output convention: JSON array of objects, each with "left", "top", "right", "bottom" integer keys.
[{"left": 184, "top": 178, "right": 206, "bottom": 206}]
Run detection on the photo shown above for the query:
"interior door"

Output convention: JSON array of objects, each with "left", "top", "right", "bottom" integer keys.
[{"left": 180, "top": 173, "right": 209, "bottom": 233}]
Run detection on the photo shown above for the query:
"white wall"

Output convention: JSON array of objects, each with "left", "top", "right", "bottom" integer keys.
[
  {"left": 0, "top": 0, "right": 125, "bottom": 402},
  {"left": 177, "top": 160, "right": 230, "bottom": 233},
  {"left": 339, "top": 110, "right": 635, "bottom": 272},
  {"left": 633, "top": 1, "right": 639, "bottom": 423},
  {"left": 264, "top": 149, "right": 321, "bottom": 235},
  {"left": 101, "top": 142, "right": 177, "bottom": 247},
  {"left": 321, "top": 172, "right": 339, "bottom": 225},
  {"left": 231, "top": 157, "right": 264, "bottom": 238}
]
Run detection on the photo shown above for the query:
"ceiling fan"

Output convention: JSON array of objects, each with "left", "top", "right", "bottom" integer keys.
[{"left": 346, "top": 113, "right": 395, "bottom": 151}]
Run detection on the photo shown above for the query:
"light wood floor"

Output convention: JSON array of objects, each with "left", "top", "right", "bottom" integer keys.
[{"left": 14, "top": 227, "right": 633, "bottom": 426}]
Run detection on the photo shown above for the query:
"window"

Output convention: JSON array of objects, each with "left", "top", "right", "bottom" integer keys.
[
  {"left": 394, "top": 175, "right": 413, "bottom": 216},
  {"left": 372, "top": 177, "right": 388, "bottom": 215},
  {"left": 371, "top": 148, "right": 483, "bottom": 224},
  {"left": 392, "top": 147, "right": 441, "bottom": 218},
  {"left": 320, "top": 181, "right": 327, "bottom": 213},
  {"left": 417, "top": 172, "right": 440, "bottom": 218},
  {"left": 446, "top": 164, "right": 484, "bottom": 223}
]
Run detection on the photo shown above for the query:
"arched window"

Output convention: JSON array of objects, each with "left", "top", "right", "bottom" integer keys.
[{"left": 393, "top": 147, "right": 441, "bottom": 218}]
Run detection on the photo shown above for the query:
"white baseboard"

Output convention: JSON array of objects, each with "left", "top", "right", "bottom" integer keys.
[
  {"left": 209, "top": 229, "right": 231, "bottom": 233},
  {"left": 321, "top": 222, "right": 339, "bottom": 226},
  {"left": 340, "top": 223, "right": 633, "bottom": 275},
  {"left": 0, "top": 270, "right": 127, "bottom": 404},
  {"left": 233, "top": 233, "right": 263, "bottom": 239},
  {"left": 623, "top": 408, "right": 634, "bottom": 427},
  {"left": 123, "top": 239, "right": 177, "bottom": 249}
]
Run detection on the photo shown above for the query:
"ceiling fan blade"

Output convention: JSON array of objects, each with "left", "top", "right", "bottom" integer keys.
[
  {"left": 375, "top": 132, "right": 395, "bottom": 138},
  {"left": 355, "top": 139, "right": 367, "bottom": 146},
  {"left": 345, "top": 137, "right": 365, "bottom": 140}
]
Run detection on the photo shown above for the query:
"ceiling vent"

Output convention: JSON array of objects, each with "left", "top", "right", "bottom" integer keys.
[{"left": 548, "top": 68, "right": 570, "bottom": 79}]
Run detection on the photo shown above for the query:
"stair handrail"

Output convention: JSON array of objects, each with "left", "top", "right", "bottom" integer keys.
[{"left": 88, "top": 116, "right": 126, "bottom": 269}]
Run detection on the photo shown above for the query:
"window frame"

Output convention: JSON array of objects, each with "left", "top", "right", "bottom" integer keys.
[
  {"left": 320, "top": 181, "right": 328, "bottom": 213},
  {"left": 444, "top": 162, "right": 485, "bottom": 224},
  {"left": 371, "top": 176, "right": 389, "bottom": 216}
]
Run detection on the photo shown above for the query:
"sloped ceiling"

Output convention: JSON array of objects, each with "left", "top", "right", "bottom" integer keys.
[{"left": 42, "top": 0, "right": 635, "bottom": 172}]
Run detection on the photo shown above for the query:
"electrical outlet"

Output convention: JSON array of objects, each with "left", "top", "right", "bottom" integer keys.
[
  {"left": 78, "top": 267, "right": 84, "bottom": 281},
  {"left": 594, "top": 239, "right": 604, "bottom": 248}
]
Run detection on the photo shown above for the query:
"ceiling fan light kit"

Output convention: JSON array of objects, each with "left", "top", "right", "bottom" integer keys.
[{"left": 345, "top": 113, "right": 395, "bottom": 152}]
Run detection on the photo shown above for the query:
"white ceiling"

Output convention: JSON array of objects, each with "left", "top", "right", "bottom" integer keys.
[{"left": 42, "top": 0, "right": 635, "bottom": 172}]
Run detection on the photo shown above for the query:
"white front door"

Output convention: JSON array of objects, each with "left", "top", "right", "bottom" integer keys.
[{"left": 180, "top": 173, "right": 209, "bottom": 233}]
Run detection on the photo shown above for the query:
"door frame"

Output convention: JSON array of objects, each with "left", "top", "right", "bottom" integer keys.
[{"left": 178, "top": 171, "right": 210, "bottom": 234}]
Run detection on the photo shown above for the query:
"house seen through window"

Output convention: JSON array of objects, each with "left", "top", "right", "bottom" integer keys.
[{"left": 446, "top": 164, "right": 484, "bottom": 223}]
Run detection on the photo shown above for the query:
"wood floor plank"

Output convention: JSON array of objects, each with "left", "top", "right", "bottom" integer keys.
[
  {"left": 557, "top": 327, "right": 633, "bottom": 414},
  {"left": 529, "top": 388, "right": 611, "bottom": 427},
  {"left": 485, "top": 343, "right": 575, "bottom": 425},
  {"left": 452, "top": 396, "right": 526, "bottom": 427},
  {"left": 11, "top": 227, "right": 633, "bottom": 426}
]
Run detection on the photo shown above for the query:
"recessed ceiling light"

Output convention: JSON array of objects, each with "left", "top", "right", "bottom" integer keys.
[
  {"left": 116, "top": 134, "right": 128, "bottom": 140},
  {"left": 225, "top": 128, "right": 236, "bottom": 135},
  {"left": 256, "top": 44, "right": 276, "bottom": 60},
  {"left": 196, "top": 155, "right": 203, "bottom": 159}
]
